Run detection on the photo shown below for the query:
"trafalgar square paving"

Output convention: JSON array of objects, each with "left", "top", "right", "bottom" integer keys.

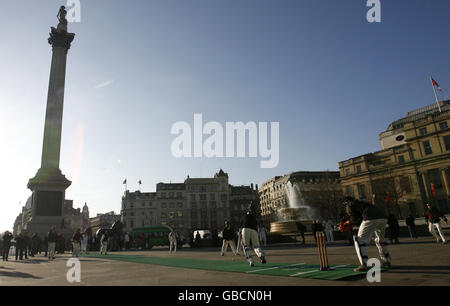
[{"left": 0, "top": 232, "right": 449, "bottom": 286}]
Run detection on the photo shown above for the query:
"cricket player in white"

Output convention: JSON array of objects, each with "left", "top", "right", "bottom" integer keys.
[
  {"left": 344, "top": 197, "right": 391, "bottom": 272},
  {"left": 168, "top": 229, "right": 178, "bottom": 253},
  {"left": 241, "top": 203, "right": 266, "bottom": 267},
  {"left": 424, "top": 203, "right": 448, "bottom": 244}
]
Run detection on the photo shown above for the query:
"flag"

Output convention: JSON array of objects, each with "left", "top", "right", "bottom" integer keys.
[
  {"left": 138, "top": 180, "right": 142, "bottom": 185},
  {"left": 431, "top": 77, "right": 443, "bottom": 92},
  {"left": 123, "top": 179, "right": 127, "bottom": 184},
  {"left": 431, "top": 183, "right": 436, "bottom": 198}
]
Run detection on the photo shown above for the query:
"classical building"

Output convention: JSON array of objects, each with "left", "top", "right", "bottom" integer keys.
[
  {"left": 339, "top": 100, "right": 450, "bottom": 217},
  {"left": 259, "top": 171, "right": 342, "bottom": 227},
  {"left": 13, "top": 198, "right": 89, "bottom": 237},
  {"left": 230, "top": 185, "right": 259, "bottom": 225},
  {"left": 89, "top": 211, "right": 121, "bottom": 234},
  {"left": 121, "top": 169, "right": 256, "bottom": 236}
]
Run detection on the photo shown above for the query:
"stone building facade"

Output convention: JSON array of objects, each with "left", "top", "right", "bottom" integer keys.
[
  {"left": 121, "top": 169, "right": 257, "bottom": 237},
  {"left": 339, "top": 100, "right": 450, "bottom": 217}
]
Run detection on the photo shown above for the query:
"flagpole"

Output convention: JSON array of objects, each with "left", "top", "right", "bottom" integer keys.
[{"left": 430, "top": 76, "right": 442, "bottom": 112}]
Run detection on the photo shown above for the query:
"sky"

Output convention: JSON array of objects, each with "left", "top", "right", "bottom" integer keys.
[{"left": 0, "top": 0, "right": 449, "bottom": 232}]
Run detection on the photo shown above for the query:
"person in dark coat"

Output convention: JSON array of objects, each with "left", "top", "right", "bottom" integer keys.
[
  {"left": 14, "top": 233, "right": 24, "bottom": 261},
  {"left": 295, "top": 221, "right": 306, "bottom": 245},
  {"left": 220, "top": 221, "right": 237, "bottom": 256},
  {"left": 387, "top": 214, "right": 400, "bottom": 244},
  {"left": 311, "top": 220, "right": 323, "bottom": 242},
  {"left": 22, "top": 232, "right": 30, "bottom": 259},
  {"left": 344, "top": 196, "right": 391, "bottom": 272},
  {"left": 405, "top": 214, "right": 418, "bottom": 239},
  {"left": 195, "top": 231, "right": 201, "bottom": 248},
  {"left": 30, "top": 233, "right": 41, "bottom": 257},
  {"left": 2, "top": 231, "right": 13, "bottom": 261}
]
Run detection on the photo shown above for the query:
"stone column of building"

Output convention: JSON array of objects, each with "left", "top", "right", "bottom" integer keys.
[
  {"left": 26, "top": 10, "right": 75, "bottom": 236},
  {"left": 441, "top": 168, "right": 450, "bottom": 198},
  {"left": 421, "top": 171, "right": 431, "bottom": 202}
]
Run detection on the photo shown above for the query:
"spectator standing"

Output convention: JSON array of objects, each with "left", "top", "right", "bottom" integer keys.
[
  {"left": 81, "top": 231, "right": 88, "bottom": 255},
  {"left": 221, "top": 221, "right": 237, "bottom": 256},
  {"left": 405, "top": 214, "right": 418, "bottom": 239},
  {"left": 15, "top": 233, "right": 24, "bottom": 261},
  {"left": 324, "top": 220, "right": 335, "bottom": 242},
  {"left": 387, "top": 214, "right": 400, "bottom": 244},
  {"left": 258, "top": 226, "right": 268, "bottom": 247},
  {"left": 2, "top": 231, "right": 13, "bottom": 261},
  {"left": 72, "top": 229, "right": 82, "bottom": 257},
  {"left": 47, "top": 227, "right": 57, "bottom": 260},
  {"left": 295, "top": 222, "right": 306, "bottom": 245}
]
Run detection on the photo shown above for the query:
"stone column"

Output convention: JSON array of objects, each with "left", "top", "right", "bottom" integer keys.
[
  {"left": 26, "top": 18, "right": 75, "bottom": 237},
  {"left": 421, "top": 171, "right": 431, "bottom": 201},
  {"left": 441, "top": 168, "right": 450, "bottom": 196}
]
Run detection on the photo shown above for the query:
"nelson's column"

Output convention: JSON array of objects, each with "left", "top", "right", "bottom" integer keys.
[{"left": 26, "top": 7, "right": 75, "bottom": 236}]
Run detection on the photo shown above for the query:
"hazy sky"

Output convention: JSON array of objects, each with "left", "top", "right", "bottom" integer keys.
[{"left": 1, "top": 0, "right": 449, "bottom": 232}]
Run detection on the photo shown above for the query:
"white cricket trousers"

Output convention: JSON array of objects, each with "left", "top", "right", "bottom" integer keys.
[
  {"left": 170, "top": 240, "right": 177, "bottom": 252},
  {"left": 72, "top": 242, "right": 81, "bottom": 257},
  {"left": 100, "top": 241, "right": 108, "bottom": 254},
  {"left": 429, "top": 222, "right": 446, "bottom": 243},
  {"left": 221, "top": 239, "right": 237, "bottom": 255},
  {"left": 48, "top": 242, "right": 56, "bottom": 259},
  {"left": 242, "top": 228, "right": 265, "bottom": 263},
  {"left": 354, "top": 219, "right": 391, "bottom": 266},
  {"left": 325, "top": 230, "right": 334, "bottom": 242}
]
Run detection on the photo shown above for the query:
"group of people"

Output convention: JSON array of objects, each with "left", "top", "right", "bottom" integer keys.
[
  {"left": 0, "top": 226, "right": 113, "bottom": 261},
  {"left": 342, "top": 197, "right": 447, "bottom": 272},
  {"left": 213, "top": 203, "right": 267, "bottom": 267}
]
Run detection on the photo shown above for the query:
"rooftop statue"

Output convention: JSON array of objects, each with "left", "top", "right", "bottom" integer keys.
[{"left": 56, "top": 6, "right": 68, "bottom": 31}]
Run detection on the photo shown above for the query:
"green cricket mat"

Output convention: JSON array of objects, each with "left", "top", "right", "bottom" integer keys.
[{"left": 82, "top": 253, "right": 383, "bottom": 281}]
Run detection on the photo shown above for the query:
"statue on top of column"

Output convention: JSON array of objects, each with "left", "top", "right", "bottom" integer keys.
[{"left": 56, "top": 6, "right": 68, "bottom": 32}]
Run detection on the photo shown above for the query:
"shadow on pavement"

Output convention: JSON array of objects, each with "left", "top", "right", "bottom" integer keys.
[
  {"left": 0, "top": 270, "right": 42, "bottom": 279},
  {"left": 389, "top": 265, "right": 450, "bottom": 274}
]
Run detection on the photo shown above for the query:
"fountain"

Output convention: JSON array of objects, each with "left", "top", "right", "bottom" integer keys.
[{"left": 270, "top": 181, "right": 313, "bottom": 234}]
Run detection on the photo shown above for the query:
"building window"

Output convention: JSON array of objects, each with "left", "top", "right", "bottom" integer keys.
[
  {"left": 444, "top": 135, "right": 450, "bottom": 151},
  {"left": 439, "top": 121, "right": 448, "bottom": 130},
  {"left": 423, "top": 141, "right": 432, "bottom": 155},
  {"left": 429, "top": 170, "right": 443, "bottom": 189},
  {"left": 356, "top": 166, "right": 362, "bottom": 174},
  {"left": 346, "top": 169, "right": 351, "bottom": 176},
  {"left": 398, "top": 155, "right": 405, "bottom": 164},
  {"left": 161, "top": 203, "right": 167, "bottom": 208},
  {"left": 357, "top": 184, "right": 366, "bottom": 199},
  {"left": 400, "top": 176, "right": 412, "bottom": 193},
  {"left": 419, "top": 127, "right": 427, "bottom": 136},
  {"left": 177, "top": 202, "right": 183, "bottom": 208},
  {"left": 345, "top": 186, "right": 355, "bottom": 198}
]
